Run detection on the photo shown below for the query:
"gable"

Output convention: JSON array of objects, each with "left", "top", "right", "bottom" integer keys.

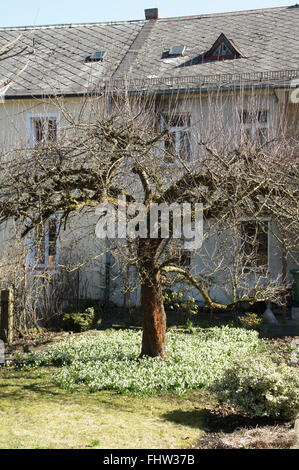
[{"left": 202, "top": 33, "right": 243, "bottom": 62}]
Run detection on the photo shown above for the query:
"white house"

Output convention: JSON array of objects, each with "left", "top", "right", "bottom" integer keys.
[{"left": 0, "top": 6, "right": 298, "bottom": 320}]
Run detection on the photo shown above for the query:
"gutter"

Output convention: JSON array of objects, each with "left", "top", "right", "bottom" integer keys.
[
  {"left": 2, "top": 83, "right": 296, "bottom": 101},
  {"left": 2, "top": 70, "right": 298, "bottom": 100}
]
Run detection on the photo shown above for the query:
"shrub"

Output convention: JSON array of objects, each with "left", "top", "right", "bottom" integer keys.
[
  {"left": 63, "top": 299, "right": 102, "bottom": 322},
  {"left": 210, "top": 355, "right": 299, "bottom": 420},
  {"left": 238, "top": 312, "right": 263, "bottom": 331},
  {"left": 163, "top": 289, "right": 198, "bottom": 324},
  {"left": 80, "top": 299, "right": 102, "bottom": 321},
  {"left": 63, "top": 307, "right": 95, "bottom": 332}
]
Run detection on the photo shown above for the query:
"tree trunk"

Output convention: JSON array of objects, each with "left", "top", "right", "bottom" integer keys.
[{"left": 140, "top": 270, "right": 167, "bottom": 358}]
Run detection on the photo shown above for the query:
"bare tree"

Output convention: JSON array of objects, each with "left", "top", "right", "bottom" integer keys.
[{"left": 0, "top": 85, "right": 298, "bottom": 356}]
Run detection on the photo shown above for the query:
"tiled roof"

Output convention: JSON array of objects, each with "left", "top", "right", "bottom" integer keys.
[
  {"left": 128, "top": 6, "right": 299, "bottom": 80},
  {"left": 0, "top": 21, "right": 144, "bottom": 95},
  {"left": 0, "top": 6, "right": 298, "bottom": 97}
]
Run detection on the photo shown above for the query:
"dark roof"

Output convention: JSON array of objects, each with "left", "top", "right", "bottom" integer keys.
[
  {"left": 0, "top": 6, "right": 298, "bottom": 97},
  {"left": 0, "top": 21, "right": 145, "bottom": 96}
]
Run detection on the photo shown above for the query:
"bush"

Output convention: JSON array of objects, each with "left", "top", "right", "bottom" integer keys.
[
  {"left": 238, "top": 312, "right": 263, "bottom": 331},
  {"left": 163, "top": 289, "right": 198, "bottom": 325},
  {"left": 63, "top": 307, "right": 95, "bottom": 332},
  {"left": 63, "top": 299, "right": 102, "bottom": 320},
  {"left": 210, "top": 355, "right": 299, "bottom": 420},
  {"left": 80, "top": 299, "right": 102, "bottom": 321}
]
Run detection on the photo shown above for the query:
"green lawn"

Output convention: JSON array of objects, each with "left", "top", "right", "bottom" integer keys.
[
  {"left": 0, "top": 367, "right": 209, "bottom": 449},
  {"left": 1, "top": 327, "right": 294, "bottom": 449}
]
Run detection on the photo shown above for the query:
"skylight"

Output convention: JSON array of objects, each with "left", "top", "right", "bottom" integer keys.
[
  {"left": 168, "top": 45, "right": 185, "bottom": 57},
  {"left": 85, "top": 51, "right": 106, "bottom": 63}
]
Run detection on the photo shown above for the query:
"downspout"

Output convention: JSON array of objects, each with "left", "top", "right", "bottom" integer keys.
[
  {"left": 104, "top": 93, "right": 111, "bottom": 305},
  {"left": 281, "top": 90, "right": 289, "bottom": 324},
  {"left": 104, "top": 249, "right": 111, "bottom": 305},
  {"left": 123, "top": 264, "right": 129, "bottom": 308},
  {"left": 282, "top": 236, "right": 287, "bottom": 324}
]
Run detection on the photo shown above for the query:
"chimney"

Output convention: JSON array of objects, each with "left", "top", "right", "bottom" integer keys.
[{"left": 144, "top": 8, "right": 163, "bottom": 20}]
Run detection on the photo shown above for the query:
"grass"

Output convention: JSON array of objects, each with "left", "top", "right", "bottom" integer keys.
[
  {"left": 1, "top": 327, "right": 296, "bottom": 449},
  {"left": 14, "top": 327, "right": 265, "bottom": 395},
  {"left": 0, "top": 367, "right": 210, "bottom": 449}
]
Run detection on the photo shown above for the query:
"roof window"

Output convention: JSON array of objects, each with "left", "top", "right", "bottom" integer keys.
[
  {"left": 162, "top": 45, "right": 185, "bottom": 59},
  {"left": 85, "top": 51, "right": 106, "bottom": 62}
]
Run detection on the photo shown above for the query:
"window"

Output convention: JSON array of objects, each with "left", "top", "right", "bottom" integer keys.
[
  {"left": 169, "top": 45, "right": 185, "bottom": 56},
  {"left": 162, "top": 241, "right": 191, "bottom": 268},
  {"left": 31, "top": 117, "right": 57, "bottom": 146},
  {"left": 85, "top": 50, "right": 106, "bottom": 62},
  {"left": 240, "top": 220, "right": 269, "bottom": 270},
  {"left": 163, "top": 45, "right": 186, "bottom": 58},
  {"left": 201, "top": 33, "right": 243, "bottom": 63},
  {"left": 213, "top": 42, "right": 232, "bottom": 57},
  {"left": 179, "top": 249, "right": 191, "bottom": 267},
  {"left": 28, "top": 217, "right": 60, "bottom": 269},
  {"left": 161, "top": 114, "right": 191, "bottom": 164},
  {"left": 27, "top": 114, "right": 59, "bottom": 147},
  {"left": 240, "top": 110, "right": 268, "bottom": 145}
]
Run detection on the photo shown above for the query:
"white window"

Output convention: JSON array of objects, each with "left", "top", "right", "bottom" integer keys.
[
  {"left": 28, "top": 217, "right": 60, "bottom": 269},
  {"left": 161, "top": 114, "right": 191, "bottom": 164},
  {"left": 27, "top": 114, "right": 59, "bottom": 147},
  {"left": 240, "top": 110, "right": 268, "bottom": 145},
  {"left": 240, "top": 220, "right": 269, "bottom": 270}
]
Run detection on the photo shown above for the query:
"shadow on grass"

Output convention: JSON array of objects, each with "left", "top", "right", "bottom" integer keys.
[
  {"left": 1, "top": 381, "right": 67, "bottom": 401},
  {"left": 0, "top": 370, "right": 146, "bottom": 412},
  {"left": 162, "top": 406, "right": 290, "bottom": 434},
  {"left": 162, "top": 409, "right": 206, "bottom": 429},
  {"left": 203, "top": 408, "right": 289, "bottom": 434}
]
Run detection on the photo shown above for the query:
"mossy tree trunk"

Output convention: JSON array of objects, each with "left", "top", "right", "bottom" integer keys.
[{"left": 138, "top": 239, "right": 167, "bottom": 358}]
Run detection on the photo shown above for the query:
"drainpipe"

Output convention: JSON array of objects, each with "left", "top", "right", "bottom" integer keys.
[
  {"left": 104, "top": 248, "right": 111, "bottom": 304},
  {"left": 282, "top": 238, "right": 287, "bottom": 324},
  {"left": 123, "top": 264, "right": 130, "bottom": 308},
  {"left": 281, "top": 90, "right": 289, "bottom": 324},
  {"left": 283, "top": 90, "right": 289, "bottom": 134},
  {"left": 104, "top": 93, "right": 111, "bottom": 305}
]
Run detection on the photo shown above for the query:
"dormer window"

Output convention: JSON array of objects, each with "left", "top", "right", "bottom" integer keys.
[
  {"left": 213, "top": 43, "right": 232, "bottom": 57},
  {"left": 201, "top": 33, "right": 243, "bottom": 63}
]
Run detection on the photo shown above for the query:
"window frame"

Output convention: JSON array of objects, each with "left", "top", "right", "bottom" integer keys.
[
  {"left": 160, "top": 238, "right": 192, "bottom": 269},
  {"left": 26, "top": 113, "right": 60, "bottom": 147},
  {"left": 161, "top": 113, "right": 191, "bottom": 166},
  {"left": 179, "top": 248, "right": 192, "bottom": 268},
  {"left": 239, "top": 218, "right": 270, "bottom": 272},
  {"left": 239, "top": 110, "right": 269, "bottom": 146},
  {"left": 27, "top": 215, "right": 60, "bottom": 271}
]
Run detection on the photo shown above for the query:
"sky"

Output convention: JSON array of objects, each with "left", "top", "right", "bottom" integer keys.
[{"left": 0, "top": 0, "right": 294, "bottom": 27}]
